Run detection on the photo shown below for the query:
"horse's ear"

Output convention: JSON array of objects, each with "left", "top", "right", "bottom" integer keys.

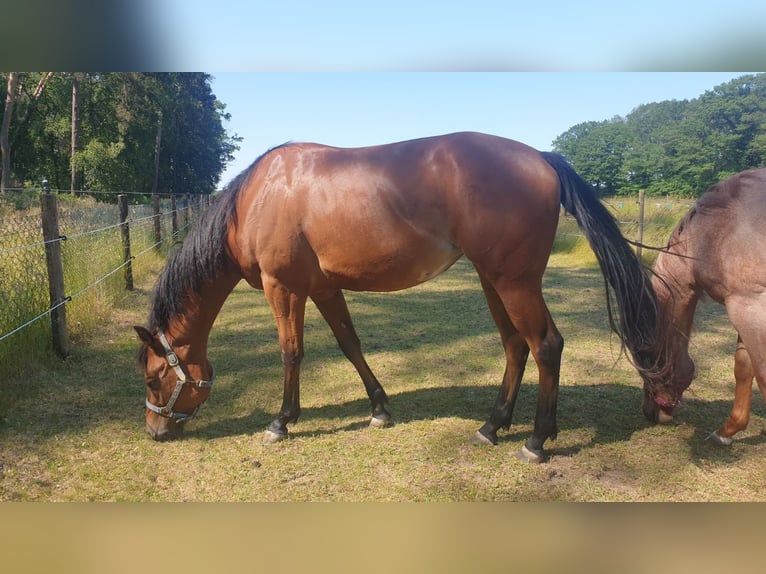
[{"left": 134, "top": 326, "right": 156, "bottom": 347}]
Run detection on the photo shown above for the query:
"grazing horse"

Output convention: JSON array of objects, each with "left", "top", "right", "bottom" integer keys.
[
  {"left": 641, "top": 168, "right": 766, "bottom": 445},
  {"left": 135, "top": 132, "right": 659, "bottom": 463}
]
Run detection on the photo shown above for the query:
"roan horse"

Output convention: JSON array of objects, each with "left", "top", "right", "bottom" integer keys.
[
  {"left": 641, "top": 168, "right": 766, "bottom": 445},
  {"left": 135, "top": 132, "right": 660, "bottom": 463}
]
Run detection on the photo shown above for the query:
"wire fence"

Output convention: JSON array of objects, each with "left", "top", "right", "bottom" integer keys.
[
  {"left": 0, "top": 189, "right": 209, "bottom": 378},
  {"left": 556, "top": 193, "right": 695, "bottom": 259}
]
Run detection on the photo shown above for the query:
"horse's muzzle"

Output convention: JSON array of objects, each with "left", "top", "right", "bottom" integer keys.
[{"left": 146, "top": 417, "right": 185, "bottom": 441}]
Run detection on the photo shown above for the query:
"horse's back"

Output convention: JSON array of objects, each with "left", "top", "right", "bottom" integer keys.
[
  {"left": 232, "top": 132, "right": 562, "bottom": 292},
  {"left": 665, "top": 168, "right": 766, "bottom": 303}
]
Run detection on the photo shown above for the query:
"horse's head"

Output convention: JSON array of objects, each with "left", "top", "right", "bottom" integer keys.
[
  {"left": 134, "top": 326, "right": 214, "bottom": 441},
  {"left": 640, "top": 350, "right": 694, "bottom": 426}
]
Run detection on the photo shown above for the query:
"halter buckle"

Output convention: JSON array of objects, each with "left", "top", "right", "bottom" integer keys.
[{"left": 166, "top": 351, "right": 179, "bottom": 367}]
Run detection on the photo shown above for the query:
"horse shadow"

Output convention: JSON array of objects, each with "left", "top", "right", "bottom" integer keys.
[{"left": 190, "top": 377, "right": 766, "bottom": 465}]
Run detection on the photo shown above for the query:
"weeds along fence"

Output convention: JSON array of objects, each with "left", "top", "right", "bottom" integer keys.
[
  {"left": 555, "top": 192, "right": 694, "bottom": 264},
  {"left": 0, "top": 188, "right": 209, "bottom": 380}
]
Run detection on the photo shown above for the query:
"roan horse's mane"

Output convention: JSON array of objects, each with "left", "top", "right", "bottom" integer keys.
[{"left": 144, "top": 144, "right": 292, "bottom": 336}]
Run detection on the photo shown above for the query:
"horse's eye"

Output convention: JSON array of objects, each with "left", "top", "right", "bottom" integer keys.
[{"left": 145, "top": 378, "right": 160, "bottom": 391}]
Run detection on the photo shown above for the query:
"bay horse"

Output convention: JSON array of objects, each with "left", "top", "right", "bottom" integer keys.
[
  {"left": 641, "top": 168, "right": 766, "bottom": 445},
  {"left": 135, "top": 132, "right": 659, "bottom": 463}
]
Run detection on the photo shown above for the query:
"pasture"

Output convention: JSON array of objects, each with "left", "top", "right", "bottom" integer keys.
[{"left": 1, "top": 236, "right": 764, "bottom": 501}]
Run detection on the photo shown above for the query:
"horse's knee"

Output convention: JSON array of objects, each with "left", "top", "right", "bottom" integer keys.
[{"left": 281, "top": 348, "right": 304, "bottom": 367}]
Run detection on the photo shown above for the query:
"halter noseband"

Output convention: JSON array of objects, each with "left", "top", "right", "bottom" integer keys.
[{"left": 145, "top": 331, "right": 214, "bottom": 422}]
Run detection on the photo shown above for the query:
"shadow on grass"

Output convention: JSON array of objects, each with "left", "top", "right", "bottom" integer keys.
[{"left": 189, "top": 378, "right": 766, "bottom": 465}]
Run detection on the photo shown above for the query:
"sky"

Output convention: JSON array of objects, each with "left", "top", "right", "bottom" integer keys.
[
  {"left": 210, "top": 73, "right": 752, "bottom": 186},
  {"left": 155, "top": 1, "right": 766, "bottom": 72}
]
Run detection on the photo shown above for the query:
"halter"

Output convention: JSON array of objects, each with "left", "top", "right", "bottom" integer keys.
[{"left": 145, "top": 331, "right": 214, "bottom": 422}]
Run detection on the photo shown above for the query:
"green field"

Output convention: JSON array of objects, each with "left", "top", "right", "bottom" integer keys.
[{"left": 1, "top": 242, "right": 763, "bottom": 501}]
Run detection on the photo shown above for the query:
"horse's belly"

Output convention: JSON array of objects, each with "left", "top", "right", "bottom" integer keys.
[{"left": 316, "top": 240, "right": 462, "bottom": 292}]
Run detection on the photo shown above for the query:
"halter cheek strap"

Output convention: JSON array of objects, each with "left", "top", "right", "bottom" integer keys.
[{"left": 145, "top": 332, "right": 214, "bottom": 422}]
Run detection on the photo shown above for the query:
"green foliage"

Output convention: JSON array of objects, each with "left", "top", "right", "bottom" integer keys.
[
  {"left": 553, "top": 74, "right": 766, "bottom": 197},
  {"left": 1, "top": 72, "right": 240, "bottom": 194}
]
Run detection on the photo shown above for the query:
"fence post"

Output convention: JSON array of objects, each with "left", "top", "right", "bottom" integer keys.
[
  {"left": 40, "top": 189, "right": 70, "bottom": 357},
  {"left": 636, "top": 189, "right": 645, "bottom": 259},
  {"left": 184, "top": 193, "right": 194, "bottom": 227},
  {"left": 171, "top": 193, "right": 178, "bottom": 241},
  {"left": 118, "top": 194, "right": 134, "bottom": 291},
  {"left": 152, "top": 193, "right": 161, "bottom": 250}
]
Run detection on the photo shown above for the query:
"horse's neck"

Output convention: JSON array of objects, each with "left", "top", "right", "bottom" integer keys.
[
  {"left": 653, "top": 268, "right": 699, "bottom": 369},
  {"left": 166, "top": 271, "right": 241, "bottom": 360}
]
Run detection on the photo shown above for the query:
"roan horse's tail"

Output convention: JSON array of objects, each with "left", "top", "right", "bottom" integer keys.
[{"left": 540, "top": 152, "right": 658, "bottom": 372}]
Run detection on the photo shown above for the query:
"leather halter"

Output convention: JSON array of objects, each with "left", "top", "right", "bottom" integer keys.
[{"left": 145, "top": 331, "right": 214, "bottom": 422}]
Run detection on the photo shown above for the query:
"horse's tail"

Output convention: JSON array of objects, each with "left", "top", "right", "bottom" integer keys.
[{"left": 540, "top": 152, "right": 658, "bottom": 372}]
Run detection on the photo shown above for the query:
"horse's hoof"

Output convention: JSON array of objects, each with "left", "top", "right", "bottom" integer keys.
[
  {"left": 369, "top": 414, "right": 390, "bottom": 429},
  {"left": 705, "top": 431, "right": 733, "bottom": 446},
  {"left": 471, "top": 430, "right": 495, "bottom": 446},
  {"left": 518, "top": 445, "right": 546, "bottom": 464},
  {"left": 263, "top": 429, "right": 288, "bottom": 444}
]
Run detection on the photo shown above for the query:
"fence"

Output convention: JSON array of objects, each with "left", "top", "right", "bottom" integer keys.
[
  {"left": 556, "top": 193, "right": 695, "bottom": 261},
  {"left": 0, "top": 188, "right": 209, "bottom": 378}
]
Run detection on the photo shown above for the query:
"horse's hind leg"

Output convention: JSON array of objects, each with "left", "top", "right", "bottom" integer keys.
[
  {"left": 312, "top": 290, "right": 391, "bottom": 428},
  {"left": 479, "top": 274, "right": 563, "bottom": 463},
  {"left": 473, "top": 274, "right": 530, "bottom": 446},
  {"left": 708, "top": 335, "right": 754, "bottom": 446}
]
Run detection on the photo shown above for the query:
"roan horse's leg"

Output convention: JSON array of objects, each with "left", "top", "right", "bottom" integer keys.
[
  {"left": 473, "top": 275, "right": 530, "bottom": 446},
  {"left": 312, "top": 290, "right": 391, "bottom": 427},
  {"left": 709, "top": 335, "right": 755, "bottom": 446},
  {"left": 262, "top": 277, "right": 307, "bottom": 444}
]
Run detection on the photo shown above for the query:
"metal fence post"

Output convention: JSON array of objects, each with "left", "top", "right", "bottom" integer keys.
[{"left": 40, "top": 186, "right": 70, "bottom": 357}]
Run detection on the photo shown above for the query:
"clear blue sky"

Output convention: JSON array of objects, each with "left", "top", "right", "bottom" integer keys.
[
  {"left": 211, "top": 73, "right": 752, "bottom": 186},
  {"left": 156, "top": 1, "right": 765, "bottom": 71}
]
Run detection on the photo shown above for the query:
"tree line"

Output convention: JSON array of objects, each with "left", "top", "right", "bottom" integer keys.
[
  {"left": 1, "top": 73, "right": 239, "bottom": 199},
  {"left": 552, "top": 73, "right": 766, "bottom": 197}
]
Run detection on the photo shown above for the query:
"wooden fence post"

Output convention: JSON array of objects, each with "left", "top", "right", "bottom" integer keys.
[
  {"left": 152, "top": 193, "right": 161, "bottom": 250},
  {"left": 636, "top": 189, "right": 645, "bottom": 259},
  {"left": 40, "top": 191, "right": 70, "bottom": 357},
  {"left": 171, "top": 193, "right": 178, "bottom": 241},
  {"left": 118, "top": 194, "right": 134, "bottom": 291}
]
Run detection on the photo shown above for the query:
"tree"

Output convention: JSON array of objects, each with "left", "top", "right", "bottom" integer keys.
[
  {"left": 553, "top": 118, "right": 635, "bottom": 196},
  {"left": 552, "top": 73, "right": 766, "bottom": 197},
  {"left": 3, "top": 73, "right": 238, "bottom": 197},
  {"left": 1, "top": 72, "right": 18, "bottom": 191}
]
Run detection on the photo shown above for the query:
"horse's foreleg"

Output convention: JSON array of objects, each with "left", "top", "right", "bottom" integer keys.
[
  {"left": 263, "top": 278, "right": 307, "bottom": 444},
  {"left": 709, "top": 335, "right": 754, "bottom": 446},
  {"left": 473, "top": 275, "right": 529, "bottom": 446},
  {"left": 312, "top": 290, "right": 391, "bottom": 428}
]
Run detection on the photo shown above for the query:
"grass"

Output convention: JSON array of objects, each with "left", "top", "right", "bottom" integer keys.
[{"left": 1, "top": 240, "right": 764, "bottom": 501}]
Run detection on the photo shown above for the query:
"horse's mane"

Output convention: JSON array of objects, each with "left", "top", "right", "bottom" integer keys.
[{"left": 145, "top": 143, "right": 291, "bottom": 334}]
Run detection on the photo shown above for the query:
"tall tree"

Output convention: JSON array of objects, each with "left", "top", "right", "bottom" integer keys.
[
  {"left": 1, "top": 72, "right": 18, "bottom": 191},
  {"left": 70, "top": 73, "right": 82, "bottom": 193}
]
